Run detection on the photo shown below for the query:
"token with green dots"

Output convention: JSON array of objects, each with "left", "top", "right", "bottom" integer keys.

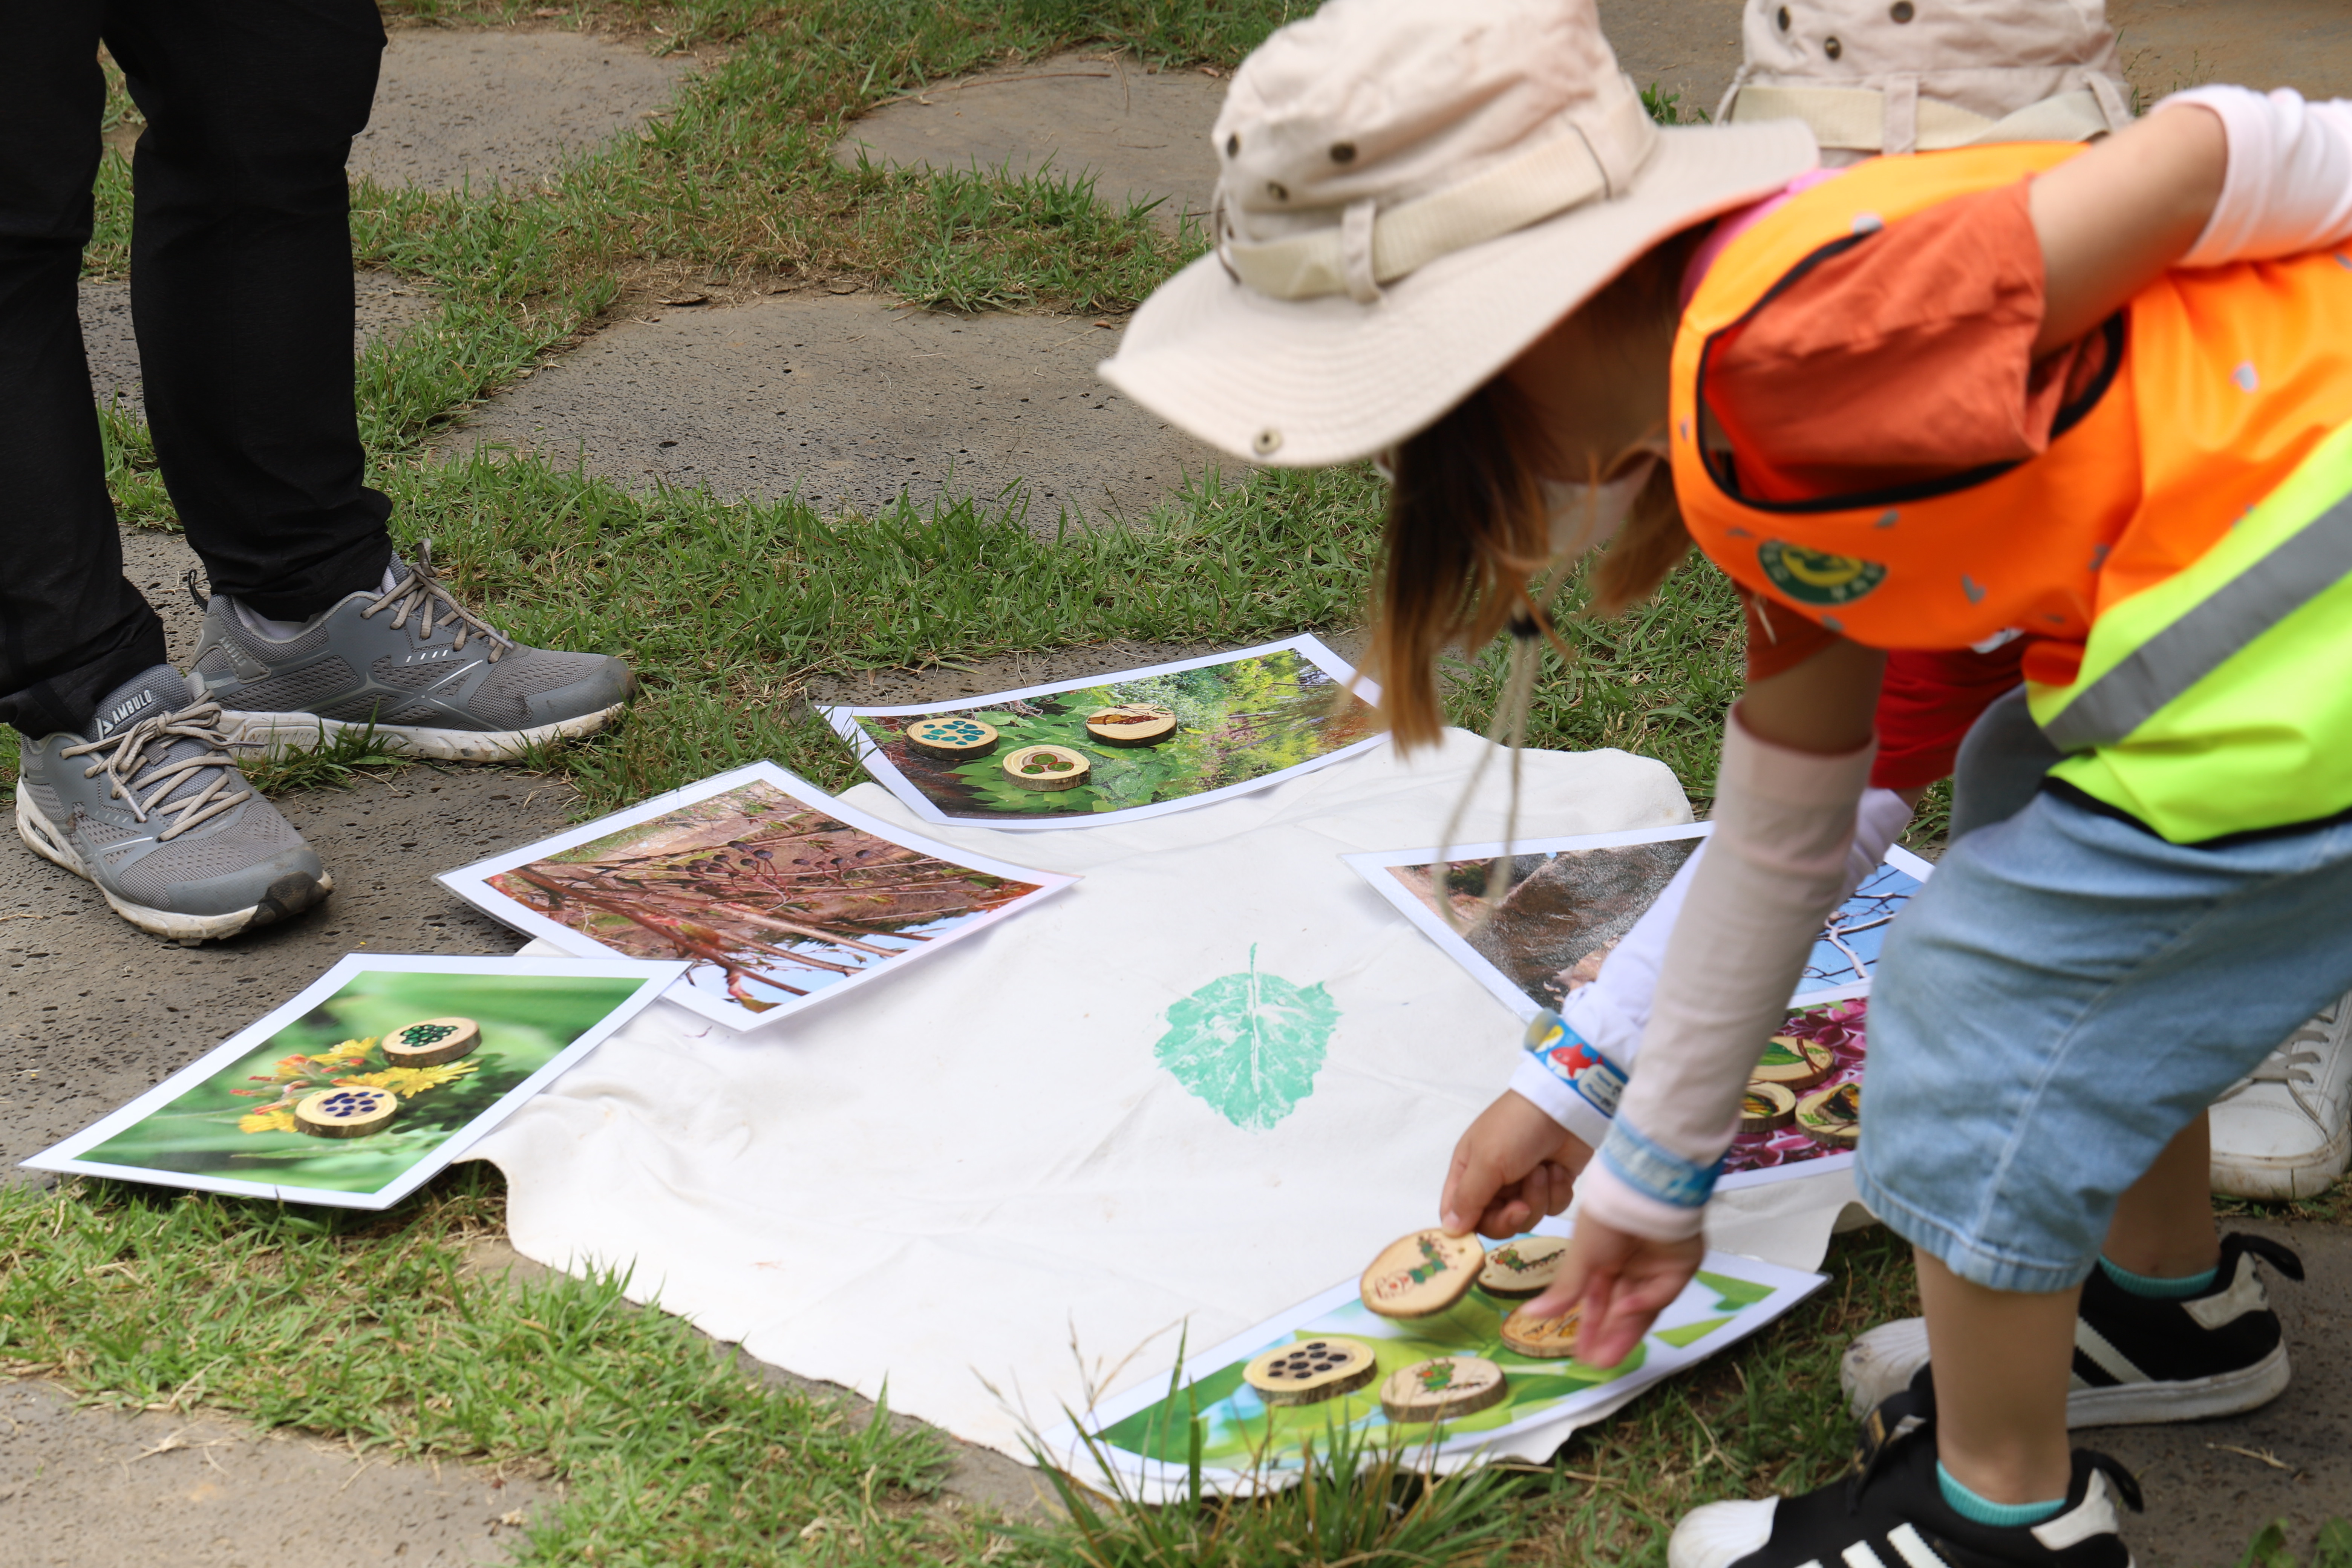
[{"left": 383, "top": 1016, "right": 481, "bottom": 1067}]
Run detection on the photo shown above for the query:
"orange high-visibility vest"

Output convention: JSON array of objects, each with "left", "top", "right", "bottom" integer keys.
[{"left": 1669, "top": 144, "right": 2352, "bottom": 843}]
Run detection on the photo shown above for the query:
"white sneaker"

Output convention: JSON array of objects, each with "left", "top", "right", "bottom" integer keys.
[{"left": 2210, "top": 994, "right": 2352, "bottom": 1201}]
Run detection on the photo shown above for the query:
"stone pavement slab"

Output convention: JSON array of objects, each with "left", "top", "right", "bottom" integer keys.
[
  {"left": 440, "top": 291, "right": 1224, "bottom": 523},
  {"left": 2111, "top": 0, "right": 2352, "bottom": 101},
  {"left": 0, "top": 1380, "right": 539, "bottom": 1568},
  {"left": 80, "top": 274, "right": 434, "bottom": 415},
  {"left": 834, "top": 51, "right": 1227, "bottom": 231},
  {"left": 353, "top": 27, "right": 690, "bottom": 192}
]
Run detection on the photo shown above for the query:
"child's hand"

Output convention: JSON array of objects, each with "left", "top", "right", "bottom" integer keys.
[
  {"left": 1439, "top": 1090, "right": 1592, "bottom": 1238},
  {"left": 1527, "top": 1214, "right": 1705, "bottom": 1367}
]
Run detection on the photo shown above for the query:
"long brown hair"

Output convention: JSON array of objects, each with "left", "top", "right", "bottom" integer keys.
[{"left": 1368, "top": 227, "right": 1705, "bottom": 749}]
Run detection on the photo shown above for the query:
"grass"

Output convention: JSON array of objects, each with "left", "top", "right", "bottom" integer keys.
[{"left": 20, "top": 2, "right": 2342, "bottom": 1564}]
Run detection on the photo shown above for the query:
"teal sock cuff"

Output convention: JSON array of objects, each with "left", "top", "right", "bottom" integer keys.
[
  {"left": 1937, "top": 1462, "right": 2064, "bottom": 1528},
  {"left": 2098, "top": 1256, "right": 2218, "bottom": 1299}
]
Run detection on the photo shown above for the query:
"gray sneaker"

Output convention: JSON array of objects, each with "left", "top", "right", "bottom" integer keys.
[
  {"left": 14, "top": 665, "right": 332, "bottom": 945},
  {"left": 191, "top": 542, "right": 636, "bottom": 762}
]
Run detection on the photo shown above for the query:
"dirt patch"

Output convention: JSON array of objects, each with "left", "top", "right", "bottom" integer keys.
[
  {"left": 439, "top": 290, "right": 1227, "bottom": 525},
  {"left": 0, "top": 1379, "right": 541, "bottom": 1567},
  {"left": 80, "top": 274, "right": 435, "bottom": 415},
  {"left": 834, "top": 51, "right": 1227, "bottom": 231},
  {"left": 1598, "top": 0, "right": 1747, "bottom": 119},
  {"left": 352, "top": 29, "right": 690, "bottom": 192}
]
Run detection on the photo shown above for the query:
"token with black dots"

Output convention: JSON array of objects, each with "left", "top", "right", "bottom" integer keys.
[{"left": 1242, "top": 1337, "right": 1378, "bottom": 1406}]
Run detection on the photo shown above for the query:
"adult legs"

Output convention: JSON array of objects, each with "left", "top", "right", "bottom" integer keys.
[
  {"left": 0, "top": 5, "right": 162, "bottom": 737},
  {"left": 105, "top": 0, "right": 392, "bottom": 619}
]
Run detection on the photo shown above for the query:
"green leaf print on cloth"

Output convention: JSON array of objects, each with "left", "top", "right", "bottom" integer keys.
[{"left": 1155, "top": 945, "right": 1340, "bottom": 1130}]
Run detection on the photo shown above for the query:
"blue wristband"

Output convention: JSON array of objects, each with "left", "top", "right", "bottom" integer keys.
[
  {"left": 1522, "top": 1008, "right": 1627, "bottom": 1120},
  {"left": 1597, "top": 1119, "right": 1723, "bottom": 1211}
]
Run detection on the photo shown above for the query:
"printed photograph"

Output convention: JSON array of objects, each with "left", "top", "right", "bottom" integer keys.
[
  {"left": 482, "top": 776, "right": 1059, "bottom": 1017},
  {"left": 832, "top": 641, "right": 1381, "bottom": 828},
  {"left": 1047, "top": 1240, "right": 1821, "bottom": 1497},
  {"left": 1380, "top": 833, "right": 1927, "bottom": 1013},
  {"left": 67, "top": 967, "right": 658, "bottom": 1200},
  {"left": 1723, "top": 997, "right": 1868, "bottom": 1176}
]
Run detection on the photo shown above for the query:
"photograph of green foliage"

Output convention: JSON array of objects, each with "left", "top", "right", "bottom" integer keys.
[
  {"left": 26, "top": 958, "right": 677, "bottom": 1207},
  {"left": 827, "top": 637, "right": 1381, "bottom": 829}
]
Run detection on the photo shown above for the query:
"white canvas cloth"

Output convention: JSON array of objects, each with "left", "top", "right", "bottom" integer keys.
[{"left": 475, "top": 731, "right": 1852, "bottom": 1460}]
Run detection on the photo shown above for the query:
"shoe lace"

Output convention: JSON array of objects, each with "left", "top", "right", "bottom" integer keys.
[
  {"left": 359, "top": 539, "right": 515, "bottom": 662},
  {"left": 2215, "top": 1029, "right": 2328, "bottom": 1127},
  {"left": 58, "top": 700, "right": 252, "bottom": 842}
]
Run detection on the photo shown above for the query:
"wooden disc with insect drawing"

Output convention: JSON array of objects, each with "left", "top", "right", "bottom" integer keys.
[
  {"left": 1740, "top": 1081, "right": 1798, "bottom": 1134},
  {"left": 903, "top": 715, "right": 1000, "bottom": 761},
  {"left": 382, "top": 1016, "right": 480, "bottom": 1068},
  {"left": 1752, "top": 1034, "right": 1834, "bottom": 1091},
  {"left": 1359, "top": 1229, "right": 1485, "bottom": 1318},
  {"left": 1796, "top": 1080, "right": 1862, "bottom": 1149},
  {"left": 293, "top": 1086, "right": 399, "bottom": 1139},
  {"left": 1478, "top": 1236, "right": 1569, "bottom": 1300},
  {"left": 1083, "top": 704, "right": 1178, "bottom": 747},
  {"left": 1242, "top": 1337, "right": 1378, "bottom": 1407},
  {"left": 1001, "top": 744, "right": 1091, "bottom": 792},
  {"left": 1378, "top": 1357, "right": 1507, "bottom": 1424},
  {"left": 1499, "top": 1302, "right": 1583, "bottom": 1360}
]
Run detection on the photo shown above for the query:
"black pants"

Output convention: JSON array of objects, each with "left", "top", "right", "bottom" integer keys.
[{"left": 0, "top": 0, "right": 393, "bottom": 738}]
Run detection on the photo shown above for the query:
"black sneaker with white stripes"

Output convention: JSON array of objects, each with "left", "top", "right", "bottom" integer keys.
[
  {"left": 1842, "top": 1233, "right": 2303, "bottom": 1426},
  {"left": 1669, "top": 1387, "right": 2143, "bottom": 1568}
]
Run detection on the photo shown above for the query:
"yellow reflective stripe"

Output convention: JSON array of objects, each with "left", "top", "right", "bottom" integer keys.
[{"left": 2031, "top": 420, "right": 2352, "bottom": 743}]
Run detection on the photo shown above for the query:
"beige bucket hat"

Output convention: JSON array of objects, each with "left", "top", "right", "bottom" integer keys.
[
  {"left": 1721, "top": 0, "right": 2132, "bottom": 155},
  {"left": 1098, "top": 0, "right": 1816, "bottom": 470}
]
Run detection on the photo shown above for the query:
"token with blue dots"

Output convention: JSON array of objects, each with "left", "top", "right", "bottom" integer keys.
[{"left": 294, "top": 1086, "right": 399, "bottom": 1139}]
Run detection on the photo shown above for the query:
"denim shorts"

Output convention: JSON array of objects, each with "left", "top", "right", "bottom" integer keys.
[{"left": 1856, "top": 698, "right": 2352, "bottom": 1292}]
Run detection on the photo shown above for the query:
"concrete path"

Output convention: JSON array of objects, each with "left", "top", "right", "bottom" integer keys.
[
  {"left": 351, "top": 26, "right": 689, "bottom": 192},
  {"left": 833, "top": 51, "right": 1227, "bottom": 232},
  {"left": 0, "top": 1381, "right": 540, "bottom": 1568},
  {"left": 446, "top": 289, "right": 1222, "bottom": 524}
]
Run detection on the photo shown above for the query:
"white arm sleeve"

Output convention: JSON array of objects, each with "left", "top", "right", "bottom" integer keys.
[
  {"left": 1578, "top": 715, "right": 1874, "bottom": 1239},
  {"left": 2158, "top": 86, "right": 2352, "bottom": 266}
]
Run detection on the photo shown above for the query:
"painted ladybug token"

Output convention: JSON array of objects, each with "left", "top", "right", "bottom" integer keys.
[
  {"left": 1752, "top": 1034, "right": 1834, "bottom": 1090},
  {"left": 1499, "top": 1302, "right": 1582, "bottom": 1360},
  {"left": 1378, "top": 1356, "right": 1507, "bottom": 1423},
  {"left": 904, "top": 716, "right": 1000, "bottom": 761},
  {"left": 383, "top": 1016, "right": 481, "bottom": 1067},
  {"left": 1083, "top": 704, "right": 1178, "bottom": 747},
  {"left": 1740, "top": 1080, "right": 1798, "bottom": 1133},
  {"left": 1796, "top": 1080, "right": 1862, "bottom": 1148},
  {"left": 1242, "top": 1337, "right": 1378, "bottom": 1406},
  {"left": 1001, "top": 744, "right": 1091, "bottom": 791},
  {"left": 1360, "top": 1229, "right": 1485, "bottom": 1318},
  {"left": 1478, "top": 1236, "right": 1569, "bottom": 1299},
  {"left": 293, "top": 1086, "right": 399, "bottom": 1139}
]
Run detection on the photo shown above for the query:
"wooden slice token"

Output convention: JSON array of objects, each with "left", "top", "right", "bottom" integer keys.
[
  {"left": 382, "top": 1016, "right": 480, "bottom": 1067},
  {"left": 1499, "top": 1302, "right": 1583, "bottom": 1360},
  {"left": 1242, "top": 1337, "right": 1379, "bottom": 1407},
  {"left": 1740, "top": 1081, "right": 1798, "bottom": 1134},
  {"left": 293, "top": 1086, "right": 399, "bottom": 1139},
  {"left": 1796, "top": 1080, "right": 1862, "bottom": 1149},
  {"left": 1360, "top": 1229, "right": 1486, "bottom": 1318},
  {"left": 1378, "top": 1356, "right": 1507, "bottom": 1424},
  {"left": 1083, "top": 704, "right": 1178, "bottom": 747},
  {"left": 1752, "top": 1034, "right": 1835, "bottom": 1091},
  {"left": 904, "top": 715, "right": 999, "bottom": 761},
  {"left": 1001, "top": 744, "right": 1091, "bottom": 792},
  {"left": 1478, "top": 1236, "right": 1569, "bottom": 1300}
]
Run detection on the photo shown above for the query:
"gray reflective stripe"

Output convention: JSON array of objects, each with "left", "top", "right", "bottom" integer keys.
[{"left": 2041, "top": 493, "right": 2352, "bottom": 752}]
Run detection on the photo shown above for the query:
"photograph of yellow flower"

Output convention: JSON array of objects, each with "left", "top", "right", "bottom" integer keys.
[{"left": 23, "top": 955, "right": 682, "bottom": 1208}]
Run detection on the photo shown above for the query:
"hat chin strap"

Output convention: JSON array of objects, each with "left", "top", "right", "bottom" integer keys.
[{"left": 1221, "top": 84, "right": 1660, "bottom": 303}]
